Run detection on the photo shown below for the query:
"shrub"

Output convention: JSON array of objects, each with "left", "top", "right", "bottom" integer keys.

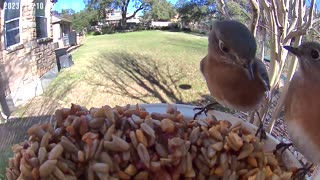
[
  {"left": 169, "top": 22, "right": 181, "bottom": 32},
  {"left": 101, "top": 25, "right": 115, "bottom": 34},
  {"left": 134, "top": 24, "right": 146, "bottom": 31},
  {"left": 182, "top": 27, "right": 191, "bottom": 32},
  {"left": 92, "top": 31, "right": 101, "bottom": 36},
  {"left": 160, "top": 26, "right": 170, "bottom": 31}
]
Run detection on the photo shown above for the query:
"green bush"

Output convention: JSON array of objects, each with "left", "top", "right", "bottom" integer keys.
[
  {"left": 92, "top": 31, "right": 101, "bottom": 36},
  {"left": 182, "top": 27, "right": 191, "bottom": 32},
  {"left": 134, "top": 24, "right": 147, "bottom": 31},
  {"left": 101, "top": 26, "right": 115, "bottom": 34},
  {"left": 169, "top": 22, "right": 181, "bottom": 32},
  {"left": 160, "top": 26, "right": 170, "bottom": 31}
]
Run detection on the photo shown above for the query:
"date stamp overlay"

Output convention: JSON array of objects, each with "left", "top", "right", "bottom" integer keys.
[{"left": 4, "top": 2, "right": 45, "bottom": 10}]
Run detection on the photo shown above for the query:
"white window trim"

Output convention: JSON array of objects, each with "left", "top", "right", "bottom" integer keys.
[
  {"left": 36, "top": 0, "right": 51, "bottom": 40},
  {"left": 47, "top": 1, "right": 51, "bottom": 37},
  {"left": 4, "top": 0, "right": 23, "bottom": 50}
]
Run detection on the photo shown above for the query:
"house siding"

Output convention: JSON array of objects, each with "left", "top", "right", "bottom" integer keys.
[
  {"left": 0, "top": 0, "right": 57, "bottom": 113},
  {"left": 52, "top": 23, "right": 61, "bottom": 42}
]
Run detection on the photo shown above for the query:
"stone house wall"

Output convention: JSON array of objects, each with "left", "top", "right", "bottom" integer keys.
[{"left": 0, "top": 0, "right": 58, "bottom": 115}]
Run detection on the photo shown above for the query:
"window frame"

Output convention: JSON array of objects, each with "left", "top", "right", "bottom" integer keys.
[
  {"left": 4, "top": 0, "right": 22, "bottom": 50},
  {"left": 35, "top": 0, "right": 49, "bottom": 40},
  {"left": 36, "top": 15, "right": 48, "bottom": 39}
]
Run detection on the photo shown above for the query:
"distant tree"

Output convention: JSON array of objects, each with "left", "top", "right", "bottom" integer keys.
[
  {"left": 214, "top": 0, "right": 251, "bottom": 24},
  {"left": 176, "top": 0, "right": 216, "bottom": 26},
  {"left": 72, "top": 9, "right": 99, "bottom": 32},
  {"left": 225, "top": 0, "right": 250, "bottom": 24},
  {"left": 60, "top": 8, "right": 76, "bottom": 21},
  {"left": 61, "top": 8, "right": 76, "bottom": 15},
  {"left": 85, "top": 0, "right": 153, "bottom": 29},
  {"left": 143, "top": 0, "right": 177, "bottom": 21}
]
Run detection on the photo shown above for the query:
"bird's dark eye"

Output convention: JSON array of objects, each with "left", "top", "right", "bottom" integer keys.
[
  {"left": 311, "top": 49, "right": 319, "bottom": 59},
  {"left": 219, "top": 40, "right": 229, "bottom": 53}
]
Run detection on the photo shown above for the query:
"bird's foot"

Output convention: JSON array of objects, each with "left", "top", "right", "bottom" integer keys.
[
  {"left": 254, "top": 111, "right": 267, "bottom": 142},
  {"left": 193, "top": 102, "right": 218, "bottom": 119},
  {"left": 292, "top": 163, "right": 313, "bottom": 180},
  {"left": 273, "top": 142, "right": 293, "bottom": 155},
  {"left": 255, "top": 123, "right": 267, "bottom": 142}
]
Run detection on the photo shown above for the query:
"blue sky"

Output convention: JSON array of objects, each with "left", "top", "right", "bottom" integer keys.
[
  {"left": 53, "top": 0, "right": 86, "bottom": 12},
  {"left": 53, "top": 0, "right": 319, "bottom": 13},
  {"left": 52, "top": 0, "right": 178, "bottom": 14}
]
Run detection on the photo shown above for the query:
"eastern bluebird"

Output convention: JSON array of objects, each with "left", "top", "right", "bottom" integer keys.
[
  {"left": 277, "top": 42, "right": 320, "bottom": 179},
  {"left": 194, "top": 20, "right": 270, "bottom": 140}
]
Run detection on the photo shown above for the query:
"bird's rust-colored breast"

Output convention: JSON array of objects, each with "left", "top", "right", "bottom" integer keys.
[
  {"left": 285, "top": 72, "right": 320, "bottom": 163},
  {"left": 201, "top": 56, "right": 266, "bottom": 112}
]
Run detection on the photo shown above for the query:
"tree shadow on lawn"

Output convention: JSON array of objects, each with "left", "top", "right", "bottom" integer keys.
[
  {"left": 85, "top": 51, "right": 187, "bottom": 104},
  {"left": 84, "top": 50, "right": 231, "bottom": 112}
]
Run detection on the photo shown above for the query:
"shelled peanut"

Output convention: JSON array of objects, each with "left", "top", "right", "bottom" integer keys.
[{"left": 6, "top": 103, "right": 297, "bottom": 180}]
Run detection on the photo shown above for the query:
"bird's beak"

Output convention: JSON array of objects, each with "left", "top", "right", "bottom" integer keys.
[
  {"left": 246, "top": 63, "right": 254, "bottom": 80},
  {"left": 283, "top": 46, "right": 300, "bottom": 56}
]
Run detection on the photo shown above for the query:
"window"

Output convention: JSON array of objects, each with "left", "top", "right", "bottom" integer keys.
[
  {"left": 4, "top": 0, "right": 21, "bottom": 48},
  {"left": 35, "top": 0, "right": 47, "bottom": 39}
]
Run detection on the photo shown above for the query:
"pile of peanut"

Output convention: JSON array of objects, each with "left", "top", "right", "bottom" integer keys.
[{"left": 6, "top": 103, "right": 297, "bottom": 180}]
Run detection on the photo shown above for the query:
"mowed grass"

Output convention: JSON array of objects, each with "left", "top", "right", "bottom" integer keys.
[{"left": 13, "top": 30, "right": 211, "bottom": 117}]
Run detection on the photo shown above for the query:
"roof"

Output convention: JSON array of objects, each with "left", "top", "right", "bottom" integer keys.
[{"left": 52, "top": 14, "right": 72, "bottom": 24}]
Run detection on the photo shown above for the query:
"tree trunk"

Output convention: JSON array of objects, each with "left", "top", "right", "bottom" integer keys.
[
  {"left": 120, "top": 10, "right": 127, "bottom": 30},
  {"left": 120, "top": 17, "right": 127, "bottom": 30},
  {"left": 250, "top": 0, "right": 259, "bottom": 37}
]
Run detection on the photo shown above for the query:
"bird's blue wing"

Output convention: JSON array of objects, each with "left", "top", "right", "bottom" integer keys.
[{"left": 255, "top": 59, "right": 270, "bottom": 92}]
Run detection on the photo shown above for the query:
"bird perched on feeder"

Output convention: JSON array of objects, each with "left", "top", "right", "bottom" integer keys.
[
  {"left": 276, "top": 42, "right": 320, "bottom": 179},
  {"left": 193, "top": 20, "right": 270, "bottom": 140}
]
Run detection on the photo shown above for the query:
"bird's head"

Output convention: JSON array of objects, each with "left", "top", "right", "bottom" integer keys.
[
  {"left": 284, "top": 42, "right": 320, "bottom": 69},
  {"left": 208, "top": 20, "right": 257, "bottom": 80}
]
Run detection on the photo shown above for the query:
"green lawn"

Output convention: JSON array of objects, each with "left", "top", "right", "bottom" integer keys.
[{"left": 13, "top": 30, "right": 218, "bottom": 116}]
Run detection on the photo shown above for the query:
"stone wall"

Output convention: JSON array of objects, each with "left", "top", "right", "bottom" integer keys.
[
  {"left": 35, "top": 41, "right": 56, "bottom": 77},
  {"left": 0, "top": 0, "right": 57, "bottom": 109}
]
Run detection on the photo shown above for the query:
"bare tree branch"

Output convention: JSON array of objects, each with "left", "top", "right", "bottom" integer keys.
[
  {"left": 271, "top": 0, "right": 282, "bottom": 29},
  {"left": 311, "top": 27, "right": 320, "bottom": 37},
  {"left": 283, "top": 0, "right": 316, "bottom": 43},
  {"left": 250, "top": 0, "right": 260, "bottom": 37},
  {"left": 217, "top": 0, "right": 231, "bottom": 19},
  {"left": 258, "top": 23, "right": 279, "bottom": 36},
  {"left": 287, "top": 0, "right": 299, "bottom": 34},
  {"left": 312, "top": 17, "right": 320, "bottom": 25},
  {"left": 126, "top": 4, "right": 144, "bottom": 19}
]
